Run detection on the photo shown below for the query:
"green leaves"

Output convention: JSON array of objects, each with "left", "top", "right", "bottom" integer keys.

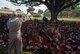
[{"left": 27, "top": 6, "right": 35, "bottom": 12}]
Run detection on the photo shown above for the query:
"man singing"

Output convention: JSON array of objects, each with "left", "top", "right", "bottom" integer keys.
[{"left": 7, "top": 12, "right": 22, "bottom": 54}]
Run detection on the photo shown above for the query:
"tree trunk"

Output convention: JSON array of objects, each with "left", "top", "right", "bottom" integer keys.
[
  {"left": 51, "top": 12, "right": 58, "bottom": 21},
  {"left": 50, "top": 10, "right": 58, "bottom": 22}
]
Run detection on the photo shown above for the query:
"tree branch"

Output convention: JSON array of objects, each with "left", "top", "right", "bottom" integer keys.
[{"left": 59, "top": 0, "right": 80, "bottom": 12}]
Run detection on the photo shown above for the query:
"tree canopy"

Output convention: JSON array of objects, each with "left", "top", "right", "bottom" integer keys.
[
  {"left": 38, "top": 9, "right": 43, "bottom": 14},
  {"left": 16, "top": 9, "right": 21, "bottom": 11},
  {"left": 7, "top": 0, "right": 80, "bottom": 21},
  {"left": 27, "top": 6, "right": 35, "bottom": 13}
]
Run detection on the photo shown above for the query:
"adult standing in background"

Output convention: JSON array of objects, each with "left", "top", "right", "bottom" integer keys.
[{"left": 7, "top": 12, "right": 22, "bottom": 54}]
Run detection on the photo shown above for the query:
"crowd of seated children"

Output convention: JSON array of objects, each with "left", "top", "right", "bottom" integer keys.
[
  {"left": 0, "top": 16, "right": 80, "bottom": 54},
  {"left": 21, "top": 18, "right": 80, "bottom": 54}
]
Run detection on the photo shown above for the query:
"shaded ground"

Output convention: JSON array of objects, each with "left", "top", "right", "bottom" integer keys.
[{"left": 0, "top": 46, "right": 32, "bottom": 54}]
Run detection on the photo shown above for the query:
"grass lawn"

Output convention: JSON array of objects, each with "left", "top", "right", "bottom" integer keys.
[
  {"left": 27, "top": 17, "right": 80, "bottom": 22},
  {"left": 58, "top": 18, "right": 80, "bottom": 22}
]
